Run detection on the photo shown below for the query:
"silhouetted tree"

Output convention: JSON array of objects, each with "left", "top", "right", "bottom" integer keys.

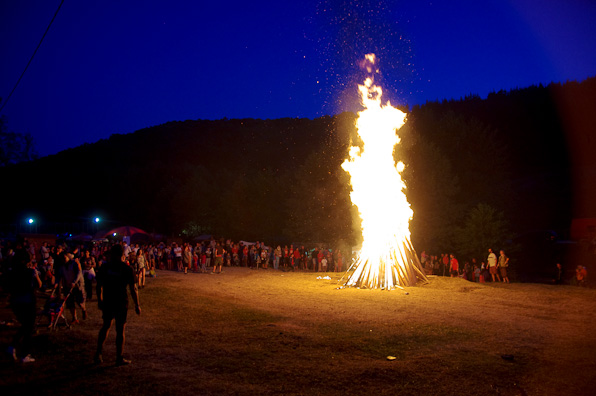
[
  {"left": 0, "top": 115, "right": 37, "bottom": 166},
  {"left": 453, "top": 203, "right": 511, "bottom": 261}
]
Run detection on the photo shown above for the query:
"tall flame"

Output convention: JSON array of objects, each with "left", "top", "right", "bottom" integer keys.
[{"left": 342, "top": 54, "right": 427, "bottom": 289}]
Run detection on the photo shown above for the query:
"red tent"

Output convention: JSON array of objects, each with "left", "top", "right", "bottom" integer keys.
[{"left": 100, "top": 226, "right": 148, "bottom": 238}]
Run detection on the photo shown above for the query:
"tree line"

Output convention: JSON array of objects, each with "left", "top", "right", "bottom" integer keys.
[{"left": 2, "top": 77, "right": 596, "bottom": 274}]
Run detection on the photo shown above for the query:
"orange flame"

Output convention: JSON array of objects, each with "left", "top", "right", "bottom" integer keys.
[{"left": 342, "top": 54, "right": 427, "bottom": 289}]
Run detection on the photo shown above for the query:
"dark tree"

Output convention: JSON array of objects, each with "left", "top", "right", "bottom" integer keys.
[{"left": 0, "top": 115, "right": 37, "bottom": 166}]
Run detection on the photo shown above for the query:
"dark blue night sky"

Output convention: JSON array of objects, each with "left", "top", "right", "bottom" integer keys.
[{"left": 2, "top": 0, "right": 596, "bottom": 156}]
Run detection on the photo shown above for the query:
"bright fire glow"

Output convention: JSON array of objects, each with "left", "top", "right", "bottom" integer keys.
[{"left": 342, "top": 54, "right": 427, "bottom": 289}]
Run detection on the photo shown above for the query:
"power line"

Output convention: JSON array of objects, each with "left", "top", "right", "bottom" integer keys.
[{"left": 0, "top": 0, "right": 65, "bottom": 114}]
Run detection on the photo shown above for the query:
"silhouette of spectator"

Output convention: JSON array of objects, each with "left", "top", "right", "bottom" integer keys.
[
  {"left": 554, "top": 263, "right": 564, "bottom": 285},
  {"left": 498, "top": 250, "right": 510, "bottom": 283},
  {"left": 575, "top": 265, "right": 588, "bottom": 287},
  {"left": 487, "top": 249, "right": 500, "bottom": 282},
  {"left": 6, "top": 244, "right": 41, "bottom": 363},
  {"left": 95, "top": 244, "right": 141, "bottom": 366},
  {"left": 54, "top": 253, "right": 87, "bottom": 323}
]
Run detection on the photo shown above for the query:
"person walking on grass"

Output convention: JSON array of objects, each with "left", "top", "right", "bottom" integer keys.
[
  {"left": 183, "top": 244, "right": 192, "bottom": 274},
  {"left": 449, "top": 254, "right": 459, "bottom": 277},
  {"left": 212, "top": 243, "right": 224, "bottom": 274},
  {"left": 173, "top": 243, "right": 183, "bottom": 272},
  {"left": 335, "top": 250, "right": 343, "bottom": 272},
  {"left": 441, "top": 253, "right": 450, "bottom": 276},
  {"left": 95, "top": 244, "right": 141, "bottom": 366},
  {"left": 136, "top": 249, "right": 146, "bottom": 288},
  {"left": 54, "top": 253, "right": 88, "bottom": 323},
  {"left": 498, "top": 250, "right": 510, "bottom": 283},
  {"left": 487, "top": 248, "right": 501, "bottom": 282}
]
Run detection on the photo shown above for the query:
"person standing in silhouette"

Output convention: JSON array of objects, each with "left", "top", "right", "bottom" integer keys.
[{"left": 95, "top": 244, "right": 141, "bottom": 366}]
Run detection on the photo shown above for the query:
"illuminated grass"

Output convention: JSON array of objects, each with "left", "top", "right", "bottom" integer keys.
[{"left": 1, "top": 268, "right": 595, "bottom": 395}]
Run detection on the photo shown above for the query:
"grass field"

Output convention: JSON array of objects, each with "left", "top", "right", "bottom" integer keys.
[{"left": 1, "top": 268, "right": 595, "bottom": 395}]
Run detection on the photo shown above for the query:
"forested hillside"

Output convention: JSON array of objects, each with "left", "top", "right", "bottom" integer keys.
[{"left": 2, "top": 77, "right": 595, "bottom": 260}]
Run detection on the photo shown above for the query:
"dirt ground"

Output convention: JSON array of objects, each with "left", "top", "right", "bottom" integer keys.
[{"left": 1, "top": 267, "right": 595, "bottom": 395}]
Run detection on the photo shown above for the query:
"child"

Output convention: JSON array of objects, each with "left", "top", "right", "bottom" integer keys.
[
  {"left": 321, "top": 257, "right": 328, "bottom": 272},
  {"left": 474, "top": 265, "right": 480, "bottom": 282},
  {"left": 480, "top": 262, "right": 488, "bottom": 283},
  {"left": 200, "top": 251, "right": 207, "bottom": 273},
  {"left": 193, "top": 251, "right": 199, "bottom": 272},
  {"left": 42, "top": 256, "right": 55, "bottom": 290}
]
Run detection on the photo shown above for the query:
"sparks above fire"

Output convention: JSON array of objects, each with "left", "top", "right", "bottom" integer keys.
[{"left": 342, "top": 54, "right": 428, "bottom": 289}]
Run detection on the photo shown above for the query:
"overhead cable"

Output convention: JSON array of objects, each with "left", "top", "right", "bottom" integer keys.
[{"left": 0, "top": 0, "right": 66, "bottom": 113}]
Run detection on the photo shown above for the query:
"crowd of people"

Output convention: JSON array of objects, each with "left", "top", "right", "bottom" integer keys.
[
  {"left": 0, "top": 237, "right": 349, "bottom": 362},
  {"left": 99, "top": 239, "right": 347, "bottom": 276},
  {"left": 419, "top": 248, "right": 511, "bottom": 283},
  {"left": 419, "top": 248, "right": 590, "bottom": 286},
  {"left": 0, "top": 237, "right": 590, "bottom": 364},
  {"left": 0, "top": 239, "right": 145, "bottom": 365},
  {"left": 1, "top": 239, "right": 347, "bottom": 292}
]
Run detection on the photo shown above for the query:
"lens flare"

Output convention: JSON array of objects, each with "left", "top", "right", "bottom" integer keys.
[{"left": 342, "top": 54, "right": 427, "bottom": 289}]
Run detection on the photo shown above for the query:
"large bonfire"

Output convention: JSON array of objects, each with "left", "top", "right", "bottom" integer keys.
[{"left": 342, "top": 54, "right": 427, "bottom": 289}]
